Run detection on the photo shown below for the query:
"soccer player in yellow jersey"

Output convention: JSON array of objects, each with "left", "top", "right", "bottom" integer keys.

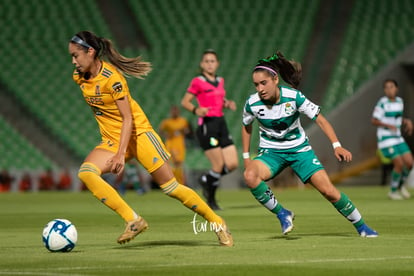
[
  {"left": 68, "top": 31, "right": 232, "bottom": 246},
  {"left": 159, "top": 105, "right": 190, "bottom": 185}
]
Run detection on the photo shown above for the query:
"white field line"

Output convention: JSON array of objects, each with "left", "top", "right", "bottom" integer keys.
[
  {"left": 151, "top": 255, "right": 414, "bottom": 267},
  {"left": 1, "top": 256, "right": 413, "bottom": 275}
]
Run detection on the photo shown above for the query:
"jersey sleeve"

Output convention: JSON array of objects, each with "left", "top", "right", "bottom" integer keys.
[
  {"left": 242, "top": 99, "right": 255, "bottom": 126},
  {"left": 372, "top": 100, "right": 384, "bottom": 120},
  {"left": 296, "top": 92, "right": 320, "bottom": 120},
  {"left": 187, "top": 78, "right": 199, "bottom": 95},
  {"left": 109, "top": 73, "right": 129, "bottom": 101}
]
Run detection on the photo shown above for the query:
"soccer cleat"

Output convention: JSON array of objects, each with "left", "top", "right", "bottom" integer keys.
[
  {"left": 399, "top": 186, "right": 411, "bottom": 199},
  {"left": 214, "top": 220, "right": 233, "bottom": 247},
  {"left": 276, "top": 208, "right": 295, "bottom": 235},
  {"left": 357, "top": 223, "right": 378, "bottom": 238},
  {"left": 117, "top": 216, "right": 149, "bottom": 244},
  {"left": 388, "top": 191, "right": 403, "bottom": 200},
  {"left": 208, "top": 184, "right": 222, "bottom": 210}
]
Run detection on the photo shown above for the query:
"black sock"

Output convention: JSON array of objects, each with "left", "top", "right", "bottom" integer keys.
[
  {"left": 206, "top": 170, "right": 221, "bottom": 186},
  {"left": 221, "top": 166, "right": 229, "bottom": 176}
]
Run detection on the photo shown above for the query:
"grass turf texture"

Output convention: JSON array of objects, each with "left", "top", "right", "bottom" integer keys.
[{"left": 0, "top": 186, "right": 413, "bottom": 275}]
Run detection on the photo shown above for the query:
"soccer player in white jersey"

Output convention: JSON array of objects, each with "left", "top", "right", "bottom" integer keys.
[
  {"left": 372, "top": 79, "right": 413, "bottom": 200},
  {"left": 241, "top": 51, "right": 378, "bottom": 237}
]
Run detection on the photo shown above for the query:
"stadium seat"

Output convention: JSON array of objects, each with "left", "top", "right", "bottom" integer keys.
[
  {"left": 322, "top": 0, "right": 414, "bottom": 113},
  {"left": 0, "top": 117, "right": 54, "bottom": 169},
  {"left": 126, "top": 0, "right": 320, "bottom": 168}
]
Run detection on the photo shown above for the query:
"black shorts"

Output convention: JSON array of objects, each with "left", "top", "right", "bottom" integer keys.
[{"left": 196, "top": 117, "right": 234, "bottom": 151}]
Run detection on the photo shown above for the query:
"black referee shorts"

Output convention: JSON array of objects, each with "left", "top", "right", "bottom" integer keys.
[{"left": 196, "top": 116, "right": 234, "bottom": 151}]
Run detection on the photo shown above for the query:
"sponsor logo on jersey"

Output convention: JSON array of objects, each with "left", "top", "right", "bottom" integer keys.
[
  {"left": 92, "top": 106, "right": 103, "bottom": 116},
  {"left": 271, "top": 121, "right": 288, "bottom": 132},
  {"left": 95, "top": 84, "right": 101, "bottom": 96},
  {"left": 99, "top": 140, "right": 114, "bottom": 147},
  {"left": 85, "top": 97, "right": 104, "bottom": 105},
  {"left": 112, "top": 82, "right": 123, "bottom": 93},
  {"left": 312, "top": 158, "right": 321, "bottom": 165}
]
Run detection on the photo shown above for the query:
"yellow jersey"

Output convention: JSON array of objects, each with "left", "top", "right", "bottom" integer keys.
[
  {"left": 73, "top": 61, "right": 153, "bottom": 143},
  {"left": 159, "top": 117, "right": 189, "bottom": 162}
]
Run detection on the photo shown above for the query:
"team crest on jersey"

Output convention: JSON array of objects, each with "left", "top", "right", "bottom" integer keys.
[
  {"left": 284, "top": 102, "right": 294, "bottom": 115},
  {"left": 209, "top": 137, "right": 219, "bottom": 147},
  {"left": 112, "top": 82, "right": 123, "bottom": 93},
  {"left": 95, "top": 84, "right": 101, "bottom": 96}
]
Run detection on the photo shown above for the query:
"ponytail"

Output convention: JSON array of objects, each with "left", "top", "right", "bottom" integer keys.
[
  {"left": 70, "top": 31, "right": 151, "bottom": 79},
  {"left": 254, "top": 51, "right": 302, "bottom": 88}
]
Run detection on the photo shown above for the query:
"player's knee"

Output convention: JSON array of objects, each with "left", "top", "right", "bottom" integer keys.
[
  {"left": 226, "top": 160, "right": 239, "bottom": 172},
  {"left": 243, "top": 168, "right": 259, "bottom": 188},
  {"left": 321, "top": 186, "right": 340, "bottom": 202},
  {"left": 78, "top": 163, "right": 101, "bottom": 183},
  {"left": 405, "top": 160, "right": 413, "bottom": 171}
]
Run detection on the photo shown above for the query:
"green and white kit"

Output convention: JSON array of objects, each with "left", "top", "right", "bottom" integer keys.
[
  {"left": 372, "top": 96, "right": 410, "bottom": 159},
  {"left": 243, "top": 85, "right": 323, "bottom": 182}
]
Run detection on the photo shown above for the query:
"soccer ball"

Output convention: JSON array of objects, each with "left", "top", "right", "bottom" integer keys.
[{"left": 42, "top": 219, "right": 77, "bottom": 252}]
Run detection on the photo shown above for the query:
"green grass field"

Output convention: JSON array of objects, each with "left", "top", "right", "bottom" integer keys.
[{"left": 1, "top": 186, "right": 413, "bottom": 275}]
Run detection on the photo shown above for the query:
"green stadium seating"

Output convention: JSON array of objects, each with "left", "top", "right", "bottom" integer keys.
[
  {"left": 0, "top": 117, "right": 54, "bottom": 170},
  {"left": 1, "top": 0, "right": 319, "bottom": 169},
  {"left": 323, "top": 0, "right": 414, "bottom": 113},
  {"left": 0, "top": 0, "right": 110, "bottom": 163},
  {"left": 127, "top": 0, "right": 320, "bottom": 168}
]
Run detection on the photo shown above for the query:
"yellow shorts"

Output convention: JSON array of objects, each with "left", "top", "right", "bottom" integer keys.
[
  {"left": 165, "top": 139, "right": 186, "bottom": 163},
  {"left": 96, "top": 130, "right": 171, "bottom": 173}
]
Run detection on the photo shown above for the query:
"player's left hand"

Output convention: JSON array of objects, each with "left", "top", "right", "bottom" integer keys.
[
  {"left": 403, "top": 119, "right": 413, "bottom": 136},
  {"left": 224, "top": 100, "right": 236, "bottom": 111},
  {"left": 106, "top": 153, "right": 125, "bottom": 175},
  {"left": 334, "top": 147, "right": 352, "bottom": 162}
]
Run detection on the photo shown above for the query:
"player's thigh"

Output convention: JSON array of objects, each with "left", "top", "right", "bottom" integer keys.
[
  {"left": 221, "top": 144, "right": 238, "bottom": 171},
  {"left": 397, "top": 142, "right": 413, "bottom": 168},
  {"left": 83, "top": 148, "right": 116, "bottom": 174},
  {"left": 204, "top": 147, "right": 225, "bottom": 171}
]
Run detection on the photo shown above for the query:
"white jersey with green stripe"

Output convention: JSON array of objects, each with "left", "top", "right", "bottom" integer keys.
[
  {"left": 243, "top": 86, "right": 320, "bottom": 151},
  {"left": 372, "top": 96, "right": 404, "bottom": 149}
]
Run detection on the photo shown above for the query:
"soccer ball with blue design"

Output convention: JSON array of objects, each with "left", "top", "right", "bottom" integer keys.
[{"left": 42, "top": 219, "right": 77, "bottom": 252}]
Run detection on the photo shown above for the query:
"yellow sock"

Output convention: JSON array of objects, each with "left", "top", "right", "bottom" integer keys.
[
  {"left": 78, "top": 162, "right": 138, "bottom": 222},
  {"left": 160, "top": 178, "right": 222, "bottom": 224}
]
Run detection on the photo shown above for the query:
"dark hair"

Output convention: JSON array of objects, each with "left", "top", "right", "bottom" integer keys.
[
  {"left": 202, "top": 49, "right": 219, "bottom": 60},
  {"left": 383, "top": 79, "right": 398, "bottom": 88},
  {"left": 70, "top": 31, "right": 151, "bottom": 79},
  {"left": 253, "top": 51, "right": 302, "bottom": 88}
]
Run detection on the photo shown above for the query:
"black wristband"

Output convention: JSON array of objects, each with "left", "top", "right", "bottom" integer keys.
[{"left": 192, "top": 106, "right": 197, "bottom": 114}]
